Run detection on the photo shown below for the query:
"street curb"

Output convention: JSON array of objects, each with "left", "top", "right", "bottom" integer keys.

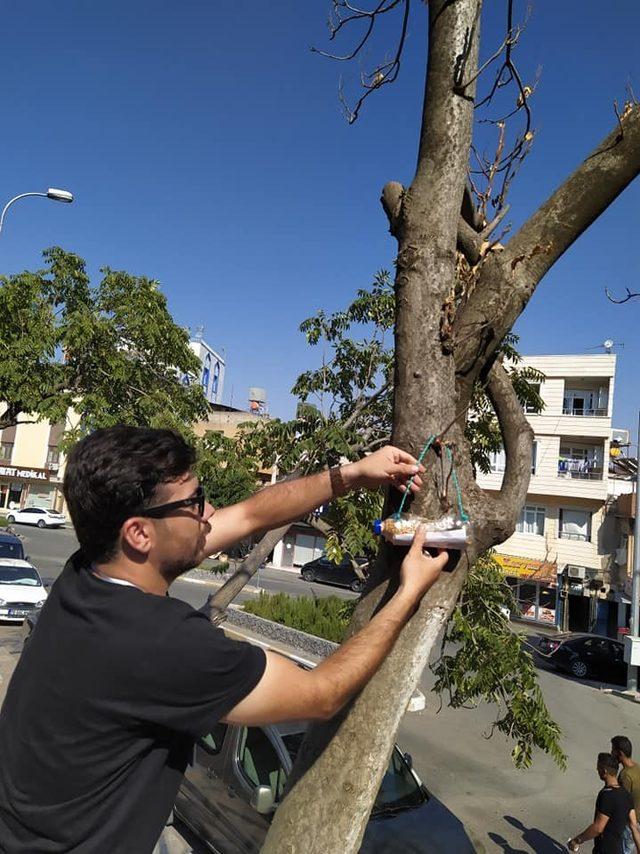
[
  {"left": 179, "top": 574, "right": 261, "bottom": 595},
  {"left": 602, "top": 688, "right": 640, "bottom": 703}
]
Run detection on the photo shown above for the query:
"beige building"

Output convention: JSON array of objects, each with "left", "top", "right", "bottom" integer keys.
[
  {"left": 0, "top": 408, "right": 79, "bottom": 513},
  {"left": 476, "top": 354, "right": 619, "bottom": 634}
]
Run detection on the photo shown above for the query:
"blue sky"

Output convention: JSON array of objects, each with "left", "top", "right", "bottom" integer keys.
[{"left": 1, "top": 1, "right": 639, "bottom": 429}]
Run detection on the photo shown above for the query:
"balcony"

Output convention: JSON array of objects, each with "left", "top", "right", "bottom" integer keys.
[
  {"left": 557, "top": 459, "right": 604, "bottom": 481},
  {"left": 562, "top": 406, "right": 607, "bottom": 417}
]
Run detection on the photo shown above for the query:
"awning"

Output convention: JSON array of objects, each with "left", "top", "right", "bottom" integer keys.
[{"left": 494, "top": 553, "right": 558, "bottom": 583}]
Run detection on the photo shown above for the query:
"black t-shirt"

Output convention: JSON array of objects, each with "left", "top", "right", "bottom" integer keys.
[
  {"left": 0, "top": 553, "right": 266, "bottom": 853},
  {"left": 594, "top": 784, "right": 634, "bottom": 854}
]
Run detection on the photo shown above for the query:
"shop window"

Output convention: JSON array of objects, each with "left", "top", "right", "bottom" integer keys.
[
  {"left": 559, "top": 509, "right": 591, "bottom": 542},
  {"left": 516, "top": 505, "right": 545, "bottom": 536}
]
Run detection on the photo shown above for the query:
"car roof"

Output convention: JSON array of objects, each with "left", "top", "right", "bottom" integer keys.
[
  {"left": 0, "top": 559, "right": 37, "bottom": 570},
  {"left": 0, "top": 532, "right": 21, "bottom": 543}
]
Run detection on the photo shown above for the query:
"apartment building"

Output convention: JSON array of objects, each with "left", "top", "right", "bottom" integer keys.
[
  {"left": 477, "top": 354, "right": 619, "bottom": 634},
  {"left": 0, "top": 414, "right": 76, "bottom": 513}
]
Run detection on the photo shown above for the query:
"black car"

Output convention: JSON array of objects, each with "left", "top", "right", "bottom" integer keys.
[
  {"left": 300, "top": 556, "right": 368, "bottom": 593},
  {"left": 536, "top": 632, "right": 627, "bottom": 684},
  {"left": 175, "top": 719, "right": 475, "bottom": 853},
  {"left": 0, "top": 533, "right": 25, "bottom": 561}
]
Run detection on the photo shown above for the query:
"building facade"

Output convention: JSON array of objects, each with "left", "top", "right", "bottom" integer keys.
[
  {"left": 187, "top": 337, "right": 225, "bottom": 406},
  {"left": 0, "top": 411, "right": 78, "bottom": 514},
  {"left": 476, "top": 354, "right": 620, "bottom": 634}
]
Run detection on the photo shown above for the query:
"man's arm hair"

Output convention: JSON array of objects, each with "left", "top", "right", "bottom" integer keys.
[
  {"left": 222, "top": 534, "right": 447, "bottom": 727},
  {"left": 205, "top": 469, "right": 334, "bottom": 555},
  {"left": 222, "top": 588, "right": 419, "bottom": 726}
]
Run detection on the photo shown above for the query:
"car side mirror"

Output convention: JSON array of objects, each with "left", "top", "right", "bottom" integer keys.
[
  {"left": 403, "top": 752, "right": 413, "bottom": 770},
  {"left": 25, "top": 555, "right": 31, "bottom": 562},
  {"left": 250, "top": 785, "right": 275, "bottom": 815}
]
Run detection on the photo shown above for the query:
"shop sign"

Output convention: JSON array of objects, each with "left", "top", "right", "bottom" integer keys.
[
  {"left": 0, "top": 465, "right": 50, "bottom": 482},
  {"left": 494, "top": 553, "right": 558, "bottom": 582}
]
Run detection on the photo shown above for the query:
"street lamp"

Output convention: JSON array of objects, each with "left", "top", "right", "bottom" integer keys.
[{"left": 0, "top": 188, "right": 74, "bottom": 236}]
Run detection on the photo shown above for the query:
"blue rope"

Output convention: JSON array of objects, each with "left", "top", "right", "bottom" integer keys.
[{"left": 393, "top": 435, "right": 469, "bottom": 523}]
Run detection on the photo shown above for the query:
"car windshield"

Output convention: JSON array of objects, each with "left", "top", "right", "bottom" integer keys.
[
  {"left": 0, "top": 566, "right": 41, "bottom": 586},
  {"left": 0, "top": 543, "right": 22, "bottom": 559},
  {"left": 280, "top": 733, "right": 424, "bottom": 813}
]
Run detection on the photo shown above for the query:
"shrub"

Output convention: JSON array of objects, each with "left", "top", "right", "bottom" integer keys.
[{"left": 243, "top": 592, "right": 356, "bottom": 643}]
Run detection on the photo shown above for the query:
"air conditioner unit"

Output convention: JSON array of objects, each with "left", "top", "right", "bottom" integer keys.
[
  {"left": 567, "top": 565, "right": 586, "bottom": 579},
  {"left": 612, "top": 428, "right": 630, "bottom": 445}
]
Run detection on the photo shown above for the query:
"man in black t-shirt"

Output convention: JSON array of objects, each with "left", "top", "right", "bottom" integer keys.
[
  {"left": 568, "top": 752, "right": 640, "bottom": 853},
  {"left": 0, "top": 426, "right": 447, "bottom": 853}
]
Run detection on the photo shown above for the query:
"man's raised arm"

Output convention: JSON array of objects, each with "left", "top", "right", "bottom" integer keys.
[{"left": 204, "top": 445, "right": 425, "bottom": 556}]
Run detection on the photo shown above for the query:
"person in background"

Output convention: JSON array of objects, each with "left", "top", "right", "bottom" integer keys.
[
  {"left": 612, "top": 736, "right": 640, "bottom": 854},
  {"left": 568, "top": 752, "right": 640, "bottom": 853}
]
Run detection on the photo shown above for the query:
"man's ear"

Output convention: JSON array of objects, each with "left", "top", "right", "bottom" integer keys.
[{"left": 120, "top": 517, "right": 154, "bottom": 555}]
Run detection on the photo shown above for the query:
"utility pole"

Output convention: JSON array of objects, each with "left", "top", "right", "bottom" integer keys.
[{"left": 627, "top": 411, "right": 640, "bottom": 693}]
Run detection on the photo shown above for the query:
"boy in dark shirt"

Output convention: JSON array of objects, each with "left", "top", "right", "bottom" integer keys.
[{"left": 569, "top": 753, "right": 640, "bottom": 853}]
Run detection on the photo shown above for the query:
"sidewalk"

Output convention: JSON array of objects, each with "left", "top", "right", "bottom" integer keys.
[{"left": 0, "top": 626, "right": 24, "bottom": 705}]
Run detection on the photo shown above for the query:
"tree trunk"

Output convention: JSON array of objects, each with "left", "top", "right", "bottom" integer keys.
[
  {"left": 263, "top": 3, "right": 484, "bottom": 851},
  {"left": 263, "top": 5, "right": 640, "bottom": 853}
]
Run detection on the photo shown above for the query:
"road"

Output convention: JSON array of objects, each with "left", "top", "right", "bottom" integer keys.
[
  {"left": 5, "top": 525, "right": 640, "bottom": 852},
  {"left": 16, "top": 525, "right": 355, "bottom": 609}
]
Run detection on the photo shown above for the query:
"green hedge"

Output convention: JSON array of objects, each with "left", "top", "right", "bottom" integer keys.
[
  {"left": 0, "top": 517, "right": 10, "bottom": 528},
  {"left": 200, "top": 559, "right": 229, "bottom": 574},
  {"left": 243, "top": 592, "right": 357, "bottom": 643}
]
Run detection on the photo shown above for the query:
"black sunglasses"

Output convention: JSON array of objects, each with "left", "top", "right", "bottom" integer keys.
[{"left": 137, "top": 485, "right": 206, "bottom": 519}]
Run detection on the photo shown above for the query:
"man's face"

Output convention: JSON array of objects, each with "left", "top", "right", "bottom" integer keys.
[
  {"left": 147, "top": 472, "right": 216, "bottom": 579},
  {"left": 611, "top": 746, "right": 622, "bottom": 765}
]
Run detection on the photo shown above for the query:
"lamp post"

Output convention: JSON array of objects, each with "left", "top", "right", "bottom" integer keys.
[{"left": 0, "top": 188, "right": 74, "bottom": 236}]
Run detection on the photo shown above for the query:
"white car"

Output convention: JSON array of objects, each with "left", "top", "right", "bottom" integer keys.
[
  {"left": 6, "top": 507, "right": 66, "bottom": 529},
  {"left": 0, "top": 559, "right": 48, "bottom": 622}
]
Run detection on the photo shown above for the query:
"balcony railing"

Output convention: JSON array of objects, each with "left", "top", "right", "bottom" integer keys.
[
  {"left": 557, "top": 460, "right": 604, "bottom": 481},
  {"left": 559, "top": 530, "right": 590, "bottom": 542},
  {"left": 562, "top": 406, "right": 607, "bottom": 417}
]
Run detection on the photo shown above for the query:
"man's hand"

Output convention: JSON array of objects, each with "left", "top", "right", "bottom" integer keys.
[
  {"left": 344, "top": 445, "right": 425, "bottom": 493},
  {"left": 398, "top": 525, "right": 448, "bottom": 600}
]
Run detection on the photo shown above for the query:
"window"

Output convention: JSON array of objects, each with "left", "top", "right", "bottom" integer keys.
[
  {"left": 198, "top": 722, "right": 228, "bottom": 756},
  {"left": 238, "top": 727, "right": 287, "bottom": 801},
  {"left": 516, "top": 505, "right": 545, "bottom": 536},
  {"left": 523, "top": 383, "right": 541, "bottom": 414},
  {"left": 212, "top": 362, "right": 220, "bottom": 396},
  {"left": 46, "top": 447, "right": 60, "bottom": 469},
  {"left": 489, "top": 449, "right": 506, "bottom": 473},
  {"left": 0, "top": 443, "right": 13, "bottom": 462},
  {"left": 490, "top": 442, "right": 536, "bottom": 474},
  {"left": 559, "top": 509, "right": 591, "bottom": 542}
]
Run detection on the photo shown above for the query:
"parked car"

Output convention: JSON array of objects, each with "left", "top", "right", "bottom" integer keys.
[
  {"left": 174, "top": 719, "right": 475, "bottom": 853},
  {"left": 536, "top": 632, "right": 627, "bottom": 684},
  {"left": 0, "top": 559, "right": 48, "bottom": 622},
  {"left": 0, "top": 532, "right": 26, "bottom": 561},
  {"left": 300, "top": 556, "right": 368, "bottom": 593},
  {"left": 6, "top": 507, "right": 66, "bottom": 529}
]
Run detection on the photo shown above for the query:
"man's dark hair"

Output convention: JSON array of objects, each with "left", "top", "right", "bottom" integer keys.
[
  {"left": 611, "top": 736, "right": 633, "bottom": 758},
  {"left": 598, "top": 752, "right": 620, "bottom": 776},
  {"left": 63, "top": 426, "right": 195, "bottom": 562}
]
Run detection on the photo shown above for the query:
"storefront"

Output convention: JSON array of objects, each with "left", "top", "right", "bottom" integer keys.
[
  {"left": 494, "top": 554, "right": 559, "bottom": 626},
  {"left": 0, "top": 465, "right": 62, "bottom": 512}
]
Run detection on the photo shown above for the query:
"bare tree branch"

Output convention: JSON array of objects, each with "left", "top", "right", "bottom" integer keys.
[
  {"left": 455, "top": 105, "right": 640, "bottom": 382},
  {"left": 605, "top": 285, "right": 640, "bottom": 304}
]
